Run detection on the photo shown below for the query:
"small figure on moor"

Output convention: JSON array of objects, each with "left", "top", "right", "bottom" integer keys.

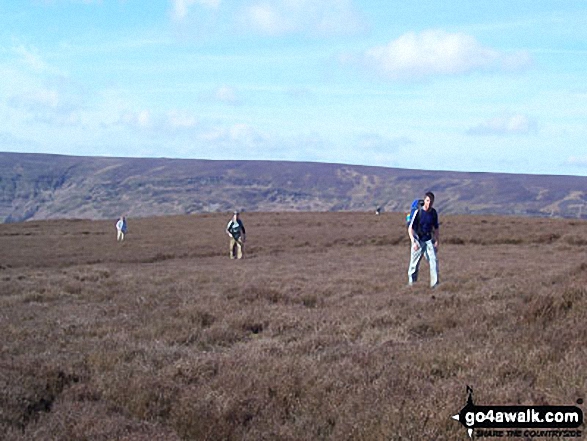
[
  {"left": 116, "top": 216, "right": 127, "bottom": 242},
  {"left": 226, "top": 211, "right": 246, "bottom": 259},
  {"left": 407, "top": 192, "right": 440, "bottom": 288}
]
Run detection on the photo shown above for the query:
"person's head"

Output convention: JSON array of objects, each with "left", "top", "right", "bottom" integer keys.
[
  {"left": 233, "top": 210, "right": 239, "bottom": 220},
  {"left": 423, "top": 192, "right": 435, "bottom": 210}
]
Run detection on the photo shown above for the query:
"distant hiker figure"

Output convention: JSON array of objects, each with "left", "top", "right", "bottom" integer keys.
[
  {"left": 116, "top": 216, "right": 127, "bottom": 242},
  {"left": 226, "top": 211, "right": 246, "bottom": 259},
  {"left": 407, "top": 192, "right": 439, "bottom": 288}
]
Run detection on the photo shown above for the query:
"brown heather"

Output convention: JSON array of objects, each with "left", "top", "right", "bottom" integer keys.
[{"left": 0, "top": 212, "right": 586, "bottom": 440}]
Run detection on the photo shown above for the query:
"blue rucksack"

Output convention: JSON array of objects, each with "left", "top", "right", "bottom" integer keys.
[{"left": 406, "top": 199, "right": 424, "bottom": 227}]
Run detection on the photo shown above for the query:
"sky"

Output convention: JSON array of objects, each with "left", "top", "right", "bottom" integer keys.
[{"left": 1, "top": 0, "right": 586, "bottom": 176}]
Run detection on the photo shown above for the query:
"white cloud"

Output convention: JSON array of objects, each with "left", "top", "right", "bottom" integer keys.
[
  {"left": 7, "top": 84, "right": 85, "bottom": 126},
  {"left": 0, "top": 131, "right": 41, "bottom": 151},
  {"left": 247, "top": 4, "right": 285, "bottom": 35},
  {"left": 214, "top": 85, "right": 239, "bottom": 104},
  {"left": 228, "top": 123, "right": 264, "bottom": 145},
  {"left": 244, "top": 0, "right": 366, "bottom": 37},
  {"left": 9, "top": 88, "right": 60, "bottom": 110},
  {"left": 5, "top": 45, "right": 67, "bottom": 92},
  {"left": 201, "top": 123, "right": 265, "bottom": 146},
  {"left": 356, "top": 133, "right": 411, "bottom": 151},
  {"left": 13, "top": 45, "right": 52, "bottom": 73},
  {"left": 35, "top": 0, "right": 103, "bottom": 4},
  {"left": 361, "top": 30, "right": 532, "bottom": 81},
  {"left": 351, "top": 134, "right": 411, "bottom": 166},
  {"left": 116, "top": 108, "right": 200, "bottom": 132},
  {"left": 565, "top": 156, "right": 587, "bottom": 167},
  {"left": 194, "top": 124, "right": 332, "bottom": 162},
  {"left": 200, "top": 85, "right": 241, "bottom": 105},
  {"left": 1, "top": 45, "right": 84, "bottom": 127},
  {"left": 285, "top": 87, "right": 317, "bottom": 102},
  {"left": 117, "top": 110, "right": 146, "bottom": 129},
  {"left": 167, "top": 110, "right": 198, "bottom": 129},
  {"left": 467, "top": 114, "right": 538, "bottom": 136},
  {"left": 170, "top": 0, "right": 220, "bottom": 21},
  {"left": 136, "top": 110, "right": 151, "bottom": 128}
]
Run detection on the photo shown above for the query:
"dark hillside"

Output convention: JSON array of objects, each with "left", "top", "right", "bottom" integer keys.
[{"left": 0, "top": 152, "right": 586, "bottom": 222}]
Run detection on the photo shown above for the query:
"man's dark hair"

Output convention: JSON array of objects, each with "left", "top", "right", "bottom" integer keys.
[{"left": 425, "top": 191, "right": 435, "bottom": 204}]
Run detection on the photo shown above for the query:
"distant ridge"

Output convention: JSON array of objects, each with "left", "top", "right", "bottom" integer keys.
[{"left": 0, "top": 152, "right": 585, "bottom": 222}]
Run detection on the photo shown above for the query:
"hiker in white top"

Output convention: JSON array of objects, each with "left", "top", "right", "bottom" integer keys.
[{"left": 116, "top": 216, "right": 127, "bottom": 242}]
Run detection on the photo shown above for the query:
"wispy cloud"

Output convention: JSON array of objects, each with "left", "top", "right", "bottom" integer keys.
[
  {"left": 467, "top": 114, "right": 538, "bottom": 136},
  {"left": 351, "top": 134, "right": 411, "bottom": 166},
  {"left": 565, "top": 156, "right": 587, "bottom": 167},
  {"left": 214, "top": 85, "right": 239, "bottom": 104},
  {"left": 359, "top": 30, "right": 532, "bottom": 81},
  {"left": 196, "top": 125, "right": 330, "bottom": 161},
  {"left": 167, "top": 110, "right": 198, "bottom": 129},
  {"left": 285, "top": 87, "right": 317, "bottom": 103},
  {"left": 243, "top": 0, "right": 366, "bottom": 37},
  {"left": 0, "top": 131, "right": 42, "bottom": 151},
  {"left": 199, "top": 85, "right": 241, "bottom": 105},
  {"left": 170, "top": 0, "right": 221, "bottom": 21},
  {"left": 200, "top": 123, "right": 267, "bottom": 148},
  {"left": 119, "top": 109, "right": 152, "bottom": 129},
  {"left": 9, "top": 88, "right": 60, "bottom": 110},
  {"left": 7, "top": 84, "right": 85, "bottom": 126},
  {"left": 356, "top": 133, "right": 411, "bottom": 152},
  {"left": 12, "top": 45, "right": 54, "bottom": 73},
  {"left": 117, "top": 109, "right": 199, "bottom": 132},
  {"left": 36, "top": 0, "right": 104, "bottom": 4}
]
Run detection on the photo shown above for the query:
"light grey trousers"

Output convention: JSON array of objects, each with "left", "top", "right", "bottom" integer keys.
[{"left": 408, "top": 239, "right": 438, "bottom": 287}]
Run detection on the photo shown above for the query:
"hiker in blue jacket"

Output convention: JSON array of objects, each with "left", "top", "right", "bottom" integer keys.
[{"left": 407, "top": 192, "right": 440, "bottom": 288}]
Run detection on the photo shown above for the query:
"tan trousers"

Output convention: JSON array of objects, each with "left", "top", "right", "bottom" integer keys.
[
  {"left": 117, "top": 229, "right": 125, "bottom": 241},
  {"left": 230, "top": 237, "right": 243, "bottom": 259}
]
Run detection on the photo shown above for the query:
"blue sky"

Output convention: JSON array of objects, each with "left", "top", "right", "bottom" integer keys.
[{"left": 1, "top": 0, "right": 586, "bottom": 175}]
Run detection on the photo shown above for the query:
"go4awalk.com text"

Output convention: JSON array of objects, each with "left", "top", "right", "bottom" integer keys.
[{"left": 452, "top": 387, "right": 584, "bottom": 439}]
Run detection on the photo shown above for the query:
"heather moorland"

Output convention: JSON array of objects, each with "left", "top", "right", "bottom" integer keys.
[{"left": 1, "top": 212, "right": 586, "bottom": 440}]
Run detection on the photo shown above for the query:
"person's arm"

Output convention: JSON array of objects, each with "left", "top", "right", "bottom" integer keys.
[
  {"left": 433, "top": 211, "right": 439, "bottom": 249},
  {"left": 226, "top": 221, "right": 233, "bottom": 237},
  {"left": 408, "top": 213, "right": 419, "bottom": 251}
]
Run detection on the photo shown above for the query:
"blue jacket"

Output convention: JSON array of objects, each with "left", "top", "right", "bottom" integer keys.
[{"left": 410, "top": 208, "right": 438, "bottom": 242}]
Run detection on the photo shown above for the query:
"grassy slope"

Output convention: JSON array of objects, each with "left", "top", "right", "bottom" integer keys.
[{"left": 0, "top": 212, "right": 586, "bottom": 440}]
